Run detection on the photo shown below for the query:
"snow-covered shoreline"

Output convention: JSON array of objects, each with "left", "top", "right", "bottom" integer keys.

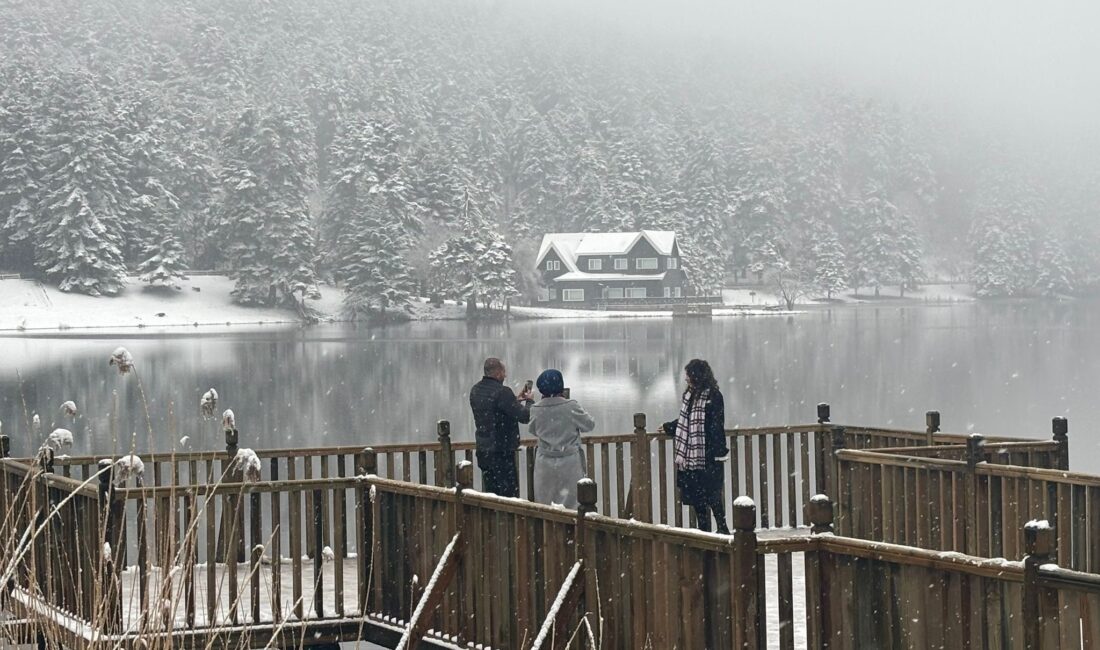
[{"left": 0, "top": 275, "right": 981, "bottom": 335}]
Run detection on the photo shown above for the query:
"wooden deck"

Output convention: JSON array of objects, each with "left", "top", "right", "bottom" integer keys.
[{"left": 2, "top": 408, "right": 1097, "bottom": 649}]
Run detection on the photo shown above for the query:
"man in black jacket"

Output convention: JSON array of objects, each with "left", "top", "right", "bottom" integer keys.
[{"left": 469, "top": 357, "right": 533, "bottom": 496}]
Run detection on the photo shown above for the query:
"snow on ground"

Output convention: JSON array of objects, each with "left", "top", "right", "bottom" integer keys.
[
  {"left": 0, "top": 276, "right": 975, "bottom": 335},
  {"left": 0, "top": 276, "right": 306, "bottom": 333}
]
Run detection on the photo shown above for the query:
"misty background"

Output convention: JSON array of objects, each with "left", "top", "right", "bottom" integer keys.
[{"left": 0, "top": 0, "right": 1098, "bottom": 313}]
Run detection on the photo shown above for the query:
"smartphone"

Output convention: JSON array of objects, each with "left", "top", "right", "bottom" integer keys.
[{"left": 523, "top": 379, "right": 534, "bottom": 394}]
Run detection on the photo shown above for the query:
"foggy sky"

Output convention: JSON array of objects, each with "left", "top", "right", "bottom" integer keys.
[{"left": 551, "top": 0, "right": 1100, "bottom": 153}]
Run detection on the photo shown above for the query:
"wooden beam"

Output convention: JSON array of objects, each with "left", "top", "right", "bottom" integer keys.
[
  {"left": 396, "top": 532, "right": 465, "bottom": 650},
  {"left": 530, "top": 560, "right": 586, "bottom": 650}
]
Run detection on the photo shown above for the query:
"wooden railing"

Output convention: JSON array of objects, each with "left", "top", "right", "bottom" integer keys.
[{"left": 3, "top": 432, "right": 1099, "bottom": 648}]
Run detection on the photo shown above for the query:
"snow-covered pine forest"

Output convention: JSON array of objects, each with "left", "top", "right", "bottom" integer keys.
[{"left": 0, "top": 0, "right": 1096, "bottom": 314}]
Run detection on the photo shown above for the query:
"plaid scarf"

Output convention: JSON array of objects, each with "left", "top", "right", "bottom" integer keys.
[{"left": 674, "top": 388, "right": 710, "bottom": 470}]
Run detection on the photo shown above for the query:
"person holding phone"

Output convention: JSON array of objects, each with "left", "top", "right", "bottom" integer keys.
[
  {"left": 470, "top": 357, "right": 533, "bottom": 497},
  {"left": 528, "top": 369, "right": 595, "bottom": 508},
  {"left": 661, "top": 359, "right": 730, "bottom": 534}
]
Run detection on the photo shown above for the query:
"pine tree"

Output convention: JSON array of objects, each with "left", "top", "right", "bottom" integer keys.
[
  {"left": 1034, "top": 234, "right": 1074, "bottom": 297},
  {"left": 0, "top": 96, "right": 43, "bottom": 272},
  {"left": 968, "top": 174, "right": 1038, "bottom": 297},
  {"left": 849, "top": 188, "right": 922, "bottom": 296},
  {"left": 35, "top": 71, "right": 129, "bottom": 295},
  {"left": 115, "top": 98, "right": 187, "bottom": 288},
  {"left": 342, "top": 194, "right": 417, "bottom": 317},
  {"left": 217, "top": 106, "right": 319, "bottom": 306},
  {"left": 807, "top": 220, "right": 848, "bottom": 299},
  {"left": 430, "top": 190, "right": 517, "bottom": 311}
]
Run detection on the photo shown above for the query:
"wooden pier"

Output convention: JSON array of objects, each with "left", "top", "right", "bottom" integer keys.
[{"left": 1, "top": 406, "right": 1098, "bottom": 648}]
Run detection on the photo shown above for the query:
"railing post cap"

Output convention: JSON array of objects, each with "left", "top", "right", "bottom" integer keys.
[
  {"left": 455, "top": 460, "right": 474, "bottom": 489},
  {"left": 437, "top": 420, "right": 451, "bottom": 436},
  {"left": 577, "top": 478, "right": 597, "bottom": 509},
  {"left": 1024, "top": 519, "right": 1055, "bottom": 556},
  {"left": 732, "top": 496, "right": 757, "bottom": 531},
  {"left": 1052, "top": 417, "right": 1068, "bottom": 438},
  {"left": 807, "top": 494, "right": 835, "bottom": 529},
  {"left": 817, "top": 403, "right": 830, "bottom": 423},
  {"left": 361, "top": 447, "right": 377, "bottom": 473},
  {"left": 633, "top": 413, "right": 646, "bottom": 429}
]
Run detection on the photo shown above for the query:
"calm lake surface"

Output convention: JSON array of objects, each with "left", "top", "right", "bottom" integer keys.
[{"left": 1, "top": 300, "right": 1099, "bottom": 472}]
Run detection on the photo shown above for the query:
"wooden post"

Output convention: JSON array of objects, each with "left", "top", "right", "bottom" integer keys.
[
  {"left": 576, "top": 478, "right": 597, "bottom": 561},
  {"left": 437, "top": 420, "right": 455, "bottom": 488},
  {"left": 814, "top": 404, "right": 830, "bottom": 501},
  {"left": 0, "top": 435, "right": 9, "bottom": 458},
  {"left": 97, "top": 459, "right": 121, "bottom": 633},
  {"left": 805, "top": 494, "right": 834, "bottom": 649},
  {"left": 629, "top": 413, "right": 652, "bottom": 523},
  {"left": 1052, "top": 417, "right": 1069, "bottom": 472},
  {"left": 731, "top": 498, "right": 759, "bottom": 648},
  {"left": 926, "top": 411, "right": 941, "bottom": 446},
  {"left": 576, "top": 478, "right": 598, "bottom": 646},
  {"left": 963, "top": 434, "right": 984, "bottom": 555},
  {"left": 1022, "top": 520, "right": 1056, "bottom": 650},
  {"left": 356, "top": 448, "right": 377, "bottom": 615},
  {"left": 824, "top": 427, "right": 845, "bottom": 531},
  {"left": 817, "top": 403, "right": 830, "bottom": 425}
]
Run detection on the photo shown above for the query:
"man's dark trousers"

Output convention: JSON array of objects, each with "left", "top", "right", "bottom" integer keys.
[{"left": 478, "top": 451, "right": 519, "bottom": 497}]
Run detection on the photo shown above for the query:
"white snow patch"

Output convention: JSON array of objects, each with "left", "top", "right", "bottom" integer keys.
[
  {"left": 733, "top": 496, "right": 756, "bottom": 507},
  {"left": 234, "top": 447, "right": 262, "bottom": 482},
  {"left": 114, "top": 454, "right": 145, "bottom": 484}
]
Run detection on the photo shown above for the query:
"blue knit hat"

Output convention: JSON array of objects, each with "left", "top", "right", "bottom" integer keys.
[{"left": 536, "top": 369, "right": 565, "bottom": 397}]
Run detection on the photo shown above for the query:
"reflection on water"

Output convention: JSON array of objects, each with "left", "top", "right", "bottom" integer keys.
[{"left": 1, "top": 301, "right": 1098, "bottom": 471}]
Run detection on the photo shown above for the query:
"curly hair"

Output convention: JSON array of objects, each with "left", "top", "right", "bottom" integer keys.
[{"left": 684, "top": 359, "right": 719, "bottom": 395}]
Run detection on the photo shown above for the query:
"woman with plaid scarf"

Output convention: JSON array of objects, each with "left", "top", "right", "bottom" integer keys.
[{"left": 661, "top": 359, "right": 730, "bottom": 534}]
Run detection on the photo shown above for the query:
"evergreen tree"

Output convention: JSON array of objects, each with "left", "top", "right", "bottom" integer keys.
[
  {"left": 807, "top": 220, "right": 848, "bottom": 299},
  {"left": 115, "top": 98, "right": 187, "bottom": 288},
  {"left": 430, "top": 190, "right": 517, "bottom": 311},
  {"left": 0, "top": 97, "right": 43, "bottom": 271},
  {"left": 1034, "top": 234, "right": 1074, "bottom": 297},
  {"left": 217, "top": 106, "right": 319, "bottom": 306},
  {"left": 849, "top": 188, "right": 923, "bottom": 296},
  {"left": 342, "top": 194, "right": 417, "bottom": 317},
  {"left": 968, "top": 173, "right": 1038, "bottom": 297},
  {"left": 35, "top": 71, "right": 129, "bottom": 295}
]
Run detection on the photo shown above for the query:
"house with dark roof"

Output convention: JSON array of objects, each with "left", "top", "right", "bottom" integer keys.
[{"left": 535, "top": 231, "right": 688, "bottom": 306}]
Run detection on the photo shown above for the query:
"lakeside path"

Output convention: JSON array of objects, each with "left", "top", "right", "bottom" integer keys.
[{"left": 0, "top": 275, "right": 976, "bottom": 334}]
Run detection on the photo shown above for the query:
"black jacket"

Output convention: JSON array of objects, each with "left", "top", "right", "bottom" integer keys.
[
  {"left": 663, "top": 389, "right": 729, "bottom": 461},
  {"left": 470, "top": 376, "right": 531, "bottom": 457}
]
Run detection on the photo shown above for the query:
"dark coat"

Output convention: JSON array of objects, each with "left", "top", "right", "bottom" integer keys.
[
  {"left": 470, "top": 376, "right": 531, "bottom": 461},
  {"left": 664, "top": 389, "right": 728, "bottom": 507}
]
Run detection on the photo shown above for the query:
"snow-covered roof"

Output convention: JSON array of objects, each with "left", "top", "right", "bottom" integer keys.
[
  {"left": 536, "top": 231, "right": 677, "bottom": 268},
  {"left": 553, "top": 272, "right": 667, "bottom": 282}
]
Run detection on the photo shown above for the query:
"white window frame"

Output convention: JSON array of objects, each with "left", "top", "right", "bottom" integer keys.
[
  {"left": 667, "top": 257, "right": 679, "bottom": 270},
  {"left": 562, "top": 288, "right": 585, "bottom": 302},
  {"left": 673, "top": 287, "right": 682, "bottom": 298},
  {"left": 537, "top": 288, "right": 550, "bottom": 302},
  {"left": 625, "top": 287, "right": 647, "bottom": 299},
  {"left": 607, "top": 287, "right": 624, "bottom": 299},
  {"left": 545, "top": 260, "right": 561, "bottom": 271},
  {"left": 587, "top": 258, "right": 603, "bottom": 271},
  {"left": 636, "top": 258, "right": 658, "bottom": 270},
  {"left": 663, "top": 287, "right": 671, "bottom": 298},
  {"left": 549, "top": 288, "right": 558, "bottom": 300},
  {"left": 614, "top": 258, "right": 628, "bottom": 270}
]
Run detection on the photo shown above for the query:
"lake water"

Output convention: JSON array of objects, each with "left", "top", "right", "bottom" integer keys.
[{"left": 1, "top": 300, "right": 1099, "bottom": 472}]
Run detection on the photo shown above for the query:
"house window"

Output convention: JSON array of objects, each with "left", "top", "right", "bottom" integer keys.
[
  {"left": 636, "top": 258, "right": 658, "bottom": 270},
  {"left": 607, "top": 287, "right": 624, "bottom": 299},
  {"left": 537, "top": 288, "right": 550, "bottom": 302},
  {"left": 663, "top": 287, "right": 671, "bottom": 298},
  {"left": 588, "top": 259, "right": 603, "bottom": 271},
  {"left": 549, "top": 288, "right": 558, "bottom": 300},
  {"left": 673, "top": 287, "right": 682, "bottom": 298},
  {"left": 546, "top": 260, "right": 561, "bottom": 271},
  {"left": 563, "top": 289, "right": 585, "bottom": 302},
  {"left": 667, "top": 258, "right": 679, "bottom": 270},
  {"left": 625, "top": 287, "right": 647, "bottom": 299},
  {"left": 614, "top": 258, "right": 628, "bottom": 270}
]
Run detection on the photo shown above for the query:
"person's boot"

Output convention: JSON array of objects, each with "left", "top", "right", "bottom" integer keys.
[{"left": 694, "top": 506, "right": 712, "bottom": 532}]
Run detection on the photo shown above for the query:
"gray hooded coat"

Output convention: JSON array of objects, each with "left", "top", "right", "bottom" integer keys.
[{"left": 528, "top": 396, "right": 596, "bottom": 507}]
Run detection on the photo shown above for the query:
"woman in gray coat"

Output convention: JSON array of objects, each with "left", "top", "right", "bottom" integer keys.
[{"left": 529, "top": 369, "right": 596, "bottom": 508}]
